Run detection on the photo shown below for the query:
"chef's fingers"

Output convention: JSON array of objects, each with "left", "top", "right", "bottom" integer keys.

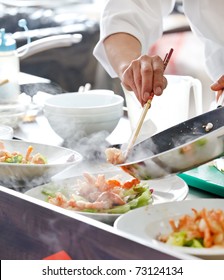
[
  {"left": 210, "top": 75, "right": 224, "bottom": 105},
  {"left": 121, "top": 55, "right": 166, "bottom": 106},
  {"left": 139, "top": 55, "right": 154, "bottom": 103},
  {"left": 121, "top": 56, "right": 150, "bottom": 106},
  {"left": 151, "top": 55, "right": 166, "bottom": 96},
  {"left": 121, "top": 63, "right": 137, "bottom": 91},
  {"left": 131, "top": 59, "right": 144, "bottom": 102},
  {"left": 210, "top": 75, "right": 224, "bottom": 91},
  {"left": 140, "top": 55, "right": 165, "bottom": 105}
]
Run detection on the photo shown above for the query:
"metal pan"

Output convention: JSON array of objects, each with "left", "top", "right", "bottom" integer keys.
[{"left": 117, "top": 106, "right": 224, "bottom": 180}]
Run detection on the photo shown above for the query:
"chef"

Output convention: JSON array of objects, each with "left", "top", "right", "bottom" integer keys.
[{"left": 93, "top": 0, "right": 224, "bottom": 107}]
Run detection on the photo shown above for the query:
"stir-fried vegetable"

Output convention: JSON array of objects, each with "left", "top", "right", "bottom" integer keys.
[
  {"left": 158, "top": 208, "right": 224, "bottom": 248},
  {"left": 42, "top": 173, "right": 153, "bottom": 214},
  {"left": 0, "top": 142, "right": 47, "bottom": 164}
]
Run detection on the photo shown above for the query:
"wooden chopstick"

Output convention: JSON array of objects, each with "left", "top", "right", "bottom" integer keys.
[
  {"left": 217, "top": 91, "right": 224, "bottom": 108},
  {"left": 0, "top": 78, "right": 9, "bottom": 86},
  {"left": 123, "top": 48, "right": 174, "bottom": 160}
]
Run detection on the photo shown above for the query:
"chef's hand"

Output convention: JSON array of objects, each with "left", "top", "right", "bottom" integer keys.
[
  {"left": 121, "top": 55, "right": 167, "bottom": 106},
  {"left": 210, "top": 75, "right": 224, "bottom": 106},
  {"left": 103, "top": 33, "right": 167, "bottom": 106}
]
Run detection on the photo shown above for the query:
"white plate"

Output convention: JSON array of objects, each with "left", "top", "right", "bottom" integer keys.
[
  {"left": 114, "top": 199, "right": 224, "bottom": 259},
  {"left": 0, "top": 139, "right": 82, "bottom": 187},
  {"left": 0, "top": 125, "right": 13, "bottom": 140},
  {"left": 25, "top": 171, "right": 188, "bottom": 224}
]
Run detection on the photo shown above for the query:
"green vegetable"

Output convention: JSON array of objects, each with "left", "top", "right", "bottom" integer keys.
[
  {"left": 185, "top": 238, "right": 203, "bottom": 248},
  {"left": 5, "top": 155, "right": 23, "bottom": 163},
  {"left": 196, "top": 138, "right": 207, "bottom": 146},
  {"left": 42, "top": 181, "right": 153, "bottom": 214},
  {"left": 167, "top": 231, "right": 204, "bottom": 248},
  {"left": 42, "top": 189, "right": 57, "bottom": 198},
  {"left": 167, "top": 231, "right": 187, "bottom": 246},
  {"left": 105, "top": 187, "right": 152, "bottom": 214},
  {"left": 106, "top": 203, "right": 131, "bottom": 214}
]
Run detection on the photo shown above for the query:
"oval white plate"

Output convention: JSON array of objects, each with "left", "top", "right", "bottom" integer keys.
[
  {"left": 0, "top": 139, "right": 82, "bottom": 187},
  {"left": 25, "top": 171, "right": 188, "bottom": 224},
  {"left": 114, "top": 199, "right": 224, "bottom": 259}
]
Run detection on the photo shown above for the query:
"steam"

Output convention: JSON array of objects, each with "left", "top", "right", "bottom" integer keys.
[
  {"left": 0, "top": 170, "right": 50, "bottom": 193},
  {"left": 20, "top": 83, "right": 63, "bottom": 97},
  {"left": 125, "top": 119, "right": 208, "bottom": 164},
  {"left": 64, "top": 130, "right": 111, "bottom": 162},
  {"left": 126, "top": 137, "right": 157, "bottom": 163}
]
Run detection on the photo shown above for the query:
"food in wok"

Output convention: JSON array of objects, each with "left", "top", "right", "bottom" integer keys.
[
  {"left": 105, "top": 147, "right": 125, "bottom": 165},
  {"left": 106, "top": 107, "right": 224, "bottom": 180}
]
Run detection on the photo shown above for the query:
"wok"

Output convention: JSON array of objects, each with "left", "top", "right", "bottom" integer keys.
[{"left": 118, "top": 106, "right": 224, "bottom": 180}]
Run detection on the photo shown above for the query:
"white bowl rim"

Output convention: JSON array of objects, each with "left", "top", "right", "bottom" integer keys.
[
  {"left": 0, "top": 111, "right": 25, "bottom": 117},
  {"left": 44, "top": 106, "right": 123, "bottom": 116},
  {"left": 0, "top": 125, "right": 14, "bottom": 138},
  {"left": 44, "top": 92, "right": 124, "bottom": 110},
  {"left": 0, "top": 124, "right": 14, "bottom": 131}
]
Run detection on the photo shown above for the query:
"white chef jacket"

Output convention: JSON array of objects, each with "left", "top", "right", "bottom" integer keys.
[{"left": 93, "top": 0, "right": 224, "bottom": 82}]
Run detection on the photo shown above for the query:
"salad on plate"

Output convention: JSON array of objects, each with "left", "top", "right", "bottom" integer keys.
[
  {"left": 0, "top": 141, "right": 47, "bottom": 164},
  {"left": 158, "top": 207, "right": 224, "bottom": 248},
  {"left": 41, "top": 172, "right": 153, "bottom": 214}
]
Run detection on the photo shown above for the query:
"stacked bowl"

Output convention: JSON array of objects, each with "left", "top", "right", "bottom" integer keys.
[
  {"left": 0, "top": 102, "right": 27, "bottom": 128},
  {"left": 43, "top": 90, "right": 124, "bottom": 141}
]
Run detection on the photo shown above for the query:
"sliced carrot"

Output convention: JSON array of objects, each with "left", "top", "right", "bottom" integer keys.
[
  {"left": 121, "top": 166, "right": 130, "bottom": 173},
  {"left": 106, "top": 179, "right": 122, "bottom": 188},
  {"left": 122, "top": 178, "right": 140, "bottom": 189}
]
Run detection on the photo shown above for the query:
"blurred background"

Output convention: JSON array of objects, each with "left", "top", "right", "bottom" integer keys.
[{"left": 0, "top": 0, "right": 213, "bottom": 111}]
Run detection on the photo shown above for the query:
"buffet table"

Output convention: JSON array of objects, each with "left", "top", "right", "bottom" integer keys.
[{"left": 0, "top": 73, "right": 222, "bottom": 260}]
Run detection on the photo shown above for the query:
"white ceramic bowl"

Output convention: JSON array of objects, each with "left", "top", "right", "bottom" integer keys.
[
  {"left": 0, "top": 125, "right": 14, "bottom": 139},
  {"left": 0, "top": 111, "right": 25, "bottom": 128},
  {"left": 0, "top": 139, "right": 83, "bottom": 190},
  {"left": 0, "top": 102, "right": 27, "bottom": 128},
  {"left": 43, "top": 92, "right": 124, "bottom": 140}
]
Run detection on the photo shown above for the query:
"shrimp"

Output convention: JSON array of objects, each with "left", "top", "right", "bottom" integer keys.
[
  {"left": 105, "top": 147, "right": 125, "bottom": 164},
  {"left": 77, "top": 175, "right": 101, "bottom": 201},
  {"left": 0, "top": 142, "right": 47, "bottom": 164},
  {"left": 83, "top": 172, "right": 97, "bottom": 185},
  {"left": 25, "top": 145, "right": 33, "bottom": 162},
  {"left": 95, "top": 174, "right": 107, "bottom": 191},
  {"left": 0, "top": 152, "right": 7, "bottom": 162},
  {"left": 45, "top": 171, "right": 150, "bottom": 214},
  {"left": 30, "top": 153, "right": 46, "bottom": 164},
  {"left": 0, "top": 151, "right": 19, "bottom": 162},
  {"left": 0, "top": 141, "right": 5, "bottom": 150},
  {"left": 96, "top": 191, "right": 126, "bottom": 207},
  {"left": 159, "top": 208, "right": 224, "bottom": 248},
  {"left": 72, "top": 191, "right": 126, "bottom": 210},
  {"left": 75, "top": 200, "right": 107, "bottom": 210},
  {"left": 48, "top": 193, "right": 69, "bottom": 208}
]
